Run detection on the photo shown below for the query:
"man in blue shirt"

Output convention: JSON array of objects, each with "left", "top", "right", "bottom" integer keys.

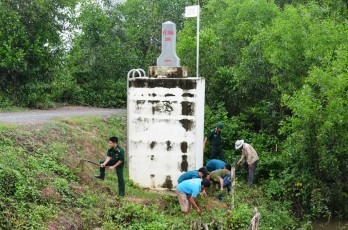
[
  {"left": 175, "top": 178, "right": 210, "bottom": 215},
  {"left": 206, "top": 159, "right": 229, "bottom": 172},
  {"left": 177, "top": 168, "right": 208, "bottom": 184}
]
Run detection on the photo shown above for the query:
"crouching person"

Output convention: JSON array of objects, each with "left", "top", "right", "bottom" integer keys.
[
  {"left": 175, "top": 178, "right": 210, "bottom": 215},
  {"left": 177, "top": 168, "right": 208, "bottom": 184},
  {"left": 210, "top": 166, "right": 233, "bottom": 200},
  {"left": 206, "top": 159, "right": 227, "bottom": 172}
]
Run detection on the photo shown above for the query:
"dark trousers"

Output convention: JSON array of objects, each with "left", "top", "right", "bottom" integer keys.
[
  {"left": 210, "top": 148, "right": 224, "bottom": 161},
  {"left": 100, "top": 160, "right": 125, "bottom": 196},
  {"left": 243, "top": 160, "right": 258, "bottom": 185}
]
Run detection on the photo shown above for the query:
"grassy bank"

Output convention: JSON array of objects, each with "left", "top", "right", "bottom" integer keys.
[
  {"left": 0, "top": 106, "right": 29, "bottom": 113},
  {"left": 0, "top": 116, "right": 301, "bottom": 229}
]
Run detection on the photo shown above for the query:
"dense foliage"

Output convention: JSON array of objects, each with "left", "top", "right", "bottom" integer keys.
[
  {"left": 0, "top": 0, "right": 347, "bottom": 224},
  {"left": 0, "top": 0, "right": 77, "bottom": 108},
  {"left": 191, "top": 0, "right": 348, "bottom": 220}
]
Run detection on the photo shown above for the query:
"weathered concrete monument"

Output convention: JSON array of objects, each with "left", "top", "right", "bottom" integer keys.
[
  {"left": 157, "top": 21, "right": 180, "bottom": 67},
  {"left": 127, "top": 21, "right": 205, "bottom": 189},
  {"left": 150, "top": 21, "right": 187, "bottom": 78}
]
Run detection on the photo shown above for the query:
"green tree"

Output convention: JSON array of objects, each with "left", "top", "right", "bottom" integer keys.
[
  {"left": 0, "top": 5, "right": 27, "bottom": 105},
  {"left": 0, "top": 0, "right": 77, "bottom": 108},
  {"left": 68, "top": 2, "right": 130, "bottom": 107},
  {"left": 280, "top": 43, "right": 348, "bottom": 218},
  {"left": 178, "top": 0, "right": 348, "bottom": 219},
  {"left": 178, "top": 0, "right": 280, "bottom": 118},
  {"left": 119, "top": 0, "right": 197, "bottom": 69}
]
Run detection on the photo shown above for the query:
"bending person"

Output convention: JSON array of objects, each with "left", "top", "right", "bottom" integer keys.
[
  {"left": 175, "top": 178, "right": 210, "bottom": 215},
  {"left": 177, "top": 168, "right": 208, "bottom": 184},
  {"left": 210, "top": 166, "right": 232, "bottom": 194},
  {"left": 206, "top": 159, "right": 227, "bottom": 172},
  {"left": 236, "top": 140, "right": 259, "bottom": 186}
]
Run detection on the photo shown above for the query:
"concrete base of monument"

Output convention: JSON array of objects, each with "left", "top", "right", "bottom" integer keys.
[
  {"left": 149, "top": 66, "right": 188, "bottom": 78},
  {"left": 127, "top": 76, "right": 205, "bottom": 190}
]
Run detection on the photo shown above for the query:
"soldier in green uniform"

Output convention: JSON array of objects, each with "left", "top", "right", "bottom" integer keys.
[
  {"left": 95, "top": 136, "right": 125, "bottom": 196},
  {"left": 204, "top": 122, "right": 224, "bottom": 161}
]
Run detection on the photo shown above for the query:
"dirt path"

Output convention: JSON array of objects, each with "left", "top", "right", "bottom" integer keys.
[{"left": 0, "top": 106, "right": 126, "bottom": 124}]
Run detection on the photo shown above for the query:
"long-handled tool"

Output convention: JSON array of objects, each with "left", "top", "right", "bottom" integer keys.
[
  {"left": 81, "top": 159, "right": 100, "bottom": 166},
  {"left": 79, "top": 159, "right": 100, "bottom": 172}
]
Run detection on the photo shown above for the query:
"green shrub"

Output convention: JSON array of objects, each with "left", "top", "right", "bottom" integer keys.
[
  {"left": 0, "top": 166, "right": 19, "bottom": 196},
  {"left": 0, "top": 197, "right": 18, "bottom": 229}
]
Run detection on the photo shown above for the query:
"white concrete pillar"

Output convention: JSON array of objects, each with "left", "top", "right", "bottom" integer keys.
[{"left": 127, "top": 77, "right": 205, "bottom": 189}]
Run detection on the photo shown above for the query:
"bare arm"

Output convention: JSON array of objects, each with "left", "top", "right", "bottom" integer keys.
[
  {"left": 189, "top": 196, "right": 201, "bottom": 213},
  {"left": 108, "top": 160, "right": 123, "bottom": 170},
  {"left": 237, "top": 154, "right": 245, "bottom": 165},
  {"left": 203, "top": 137, "right": 208, "bottom": 149},
  {"left": 219, "top": 177, "right": 224, "bottom": 191},
  {"left": 101, "top": 156, "right": 111, "bottom": 167},
  {"left": 202, "top": 189, "right": 207, "bottom": 196}
]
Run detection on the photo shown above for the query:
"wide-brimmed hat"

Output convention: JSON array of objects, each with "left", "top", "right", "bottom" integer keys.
[{"left": 235, "top": 140, "right": 244, "bottom": 150}]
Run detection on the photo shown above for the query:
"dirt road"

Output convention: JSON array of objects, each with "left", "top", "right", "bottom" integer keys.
[{"left": 0, "top": 106, "right": 126, "bottom": 124}]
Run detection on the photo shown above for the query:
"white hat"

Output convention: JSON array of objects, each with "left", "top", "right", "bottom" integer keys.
[{"left": 235, "top": 140, "right": 244, "bottom": 150}]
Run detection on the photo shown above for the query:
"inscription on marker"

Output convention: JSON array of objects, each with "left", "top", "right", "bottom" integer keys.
[{"left": 157, "top": 21, "right": 180, "bottom": 67}]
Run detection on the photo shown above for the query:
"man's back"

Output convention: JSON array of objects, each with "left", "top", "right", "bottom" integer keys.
[
  {"left": 206, "top": 159, "right": 226, "bottom": 171},
  {"left": 243, "top": 143, "right": 259, "bottom": 164},
  {"left": 176, "top": 178, "right": 202, "bottom": 197},
  {"left": 210, "top": 169, "right": 230, "bottom": 182},
  {"left": 177, "top": 170, "right": 199, "bottom": 183}
]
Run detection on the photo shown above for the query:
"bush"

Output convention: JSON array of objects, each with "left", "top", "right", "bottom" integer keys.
[{"left": 0, "top": 166, "right": 19, "bottom": 196}]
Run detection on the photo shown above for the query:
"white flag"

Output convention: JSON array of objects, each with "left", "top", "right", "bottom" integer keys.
[{"left": 185, "top": 5, "right": 200, "bottom": 18}]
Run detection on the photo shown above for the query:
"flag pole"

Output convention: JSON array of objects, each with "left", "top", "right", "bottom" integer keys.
[{"left": 196, "top": 1, "right": 200, "bottom": 78}]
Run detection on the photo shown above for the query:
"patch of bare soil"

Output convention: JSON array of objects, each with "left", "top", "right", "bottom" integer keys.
[
  {"left": 143, "top": 188, "right": 177, "bottom": 196},
  {"left": 70, "top": 185, "right": 87, "bottom": 196},
  {"left": 205, "top": 198, "right": 229, "bottom": 212},
  {"left": 124, "top": 197, "right": 151, "bottom": 205},
  {"left": 46, "top": 213, "right": 83, "bottom": 230},
  {"left": 41, "top": 186, "right": 61, "bottom": 202},
  {"left": 81, "top": 140, "right": 98, "bottom": 156}
]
